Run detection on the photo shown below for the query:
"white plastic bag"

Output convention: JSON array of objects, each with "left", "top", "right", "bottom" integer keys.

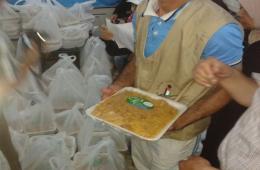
[
  {"left": 56, "top": 133, "right": 76, "bottom": 158},
  {"left": 16, "top": 37, "right": 42, "bottom": 74},
  {"left": 15, "top": 70, "right": 47, "bottom": 105},
  {"left": 0, "top": 31, "right": 20, "bottom": 83},
  {"left": 21, "top": 134, "right": 71, "bottom": 170},
  {"left": 55, "top": 103, "right": 84, "bottom": 135},
  {"left": 77, "top": 118, "right": 128, "bottom": 152},
  {"left": 85, "top": 75, "right": 112, "bottom": 108},
  {"left": 3, "top": 93, "right": 29, "bottom": 132},
  {"left": 23, "top": 6, "right": 62, "bottom": 52},
  {"left": 48, "top": 67, "right": 87, "bottom": 110},
  {"left": 49, "top": 156, "right": 74, "bottom": 170},
  {"left": 106, "top": 19, "right": 134, "bottom": 52},
  {"left": 61, "top": 22, "right": 92, "bottom": 49},
  {"left": 9, "top": 128, "right": 29, "bottom": 159},
  {"left": 80, "top": 37, "right": 112, "bottom": 79},
  {"left": 42, "top": 53, "right": 77, "bottom": 86},
  {"left": 77, "top": 118, "right": 95, "bottom": 153},
  {"left": 69, "top": 1, "right": 95, "bottom": 23},
  {"left": 0, "top": 151, "right": 10, "bottom": 170},
  {"left": 74, "top": 137, "right": 125, "bottom": 170},
  {"left": 20, "top": 101, "right": 56, "bottom": 135},
  {"left": 0, "top": 3, "right": 21, "bottom": 39},
  {"left": 13, "top": 0, "right": 42, "bottom": 28},
  {"left": 108, "top": 128, "right": 128, "bottom": 152}
]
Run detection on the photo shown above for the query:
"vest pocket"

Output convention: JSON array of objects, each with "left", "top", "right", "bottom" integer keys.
[{"left": 155, "top": 81, "right": 181, "bottom": 99}]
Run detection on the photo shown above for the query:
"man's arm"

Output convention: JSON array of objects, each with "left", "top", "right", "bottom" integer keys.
[
  {"left": 171, "top": 63, "right": 243, "bottom": 130},
  {"left": 170, "top": 24, "right": 245, "bottom": 129},
  {"left": 193, "top": 58, "right": 258, "bottom": 107},
  {"left": 113, "top": 55, "right": 136, "bottom": 87},
  {"left": 101, "top": 55, "right": 136, "bottom": 99},
  {"left": 171, "top": 85, "right": 230, "bottom": 130}
]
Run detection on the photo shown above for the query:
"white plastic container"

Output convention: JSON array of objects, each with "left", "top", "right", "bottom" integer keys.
[
  {"left": 86, "top": 87, "right": 187, "bottom": 141},
  {"left": 61, "top": 22, "right": 93, "bottom": 49}
]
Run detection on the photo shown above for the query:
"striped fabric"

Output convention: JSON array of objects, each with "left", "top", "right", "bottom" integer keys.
[{"left": 218, "top": 86, "right": 260, "bottom": 170}]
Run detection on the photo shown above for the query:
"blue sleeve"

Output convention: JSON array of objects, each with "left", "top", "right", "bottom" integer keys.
[
  {"left": 132, "top": 14, "right": 137, "bottom": 42},
  {"left": 202, "top": 23, "right": 244, "bottom": 66}
]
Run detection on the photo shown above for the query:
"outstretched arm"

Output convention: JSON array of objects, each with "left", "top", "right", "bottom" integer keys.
[{"left": 193, "top": 57, "right": 258, "bottom": 106}]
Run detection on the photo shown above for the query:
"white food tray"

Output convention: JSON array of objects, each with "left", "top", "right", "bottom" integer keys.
[{"left": 86, "top": 87, "right": 187, "bottom": 141}]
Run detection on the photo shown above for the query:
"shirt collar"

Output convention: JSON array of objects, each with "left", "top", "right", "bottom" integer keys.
[{"left": 143, "top": 0, "right": 190, "bottom": 21}]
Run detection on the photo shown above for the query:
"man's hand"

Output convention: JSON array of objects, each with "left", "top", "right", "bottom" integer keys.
[
  {"left": 168, "top": 112, "right": 191, "bottom": 130},
  {"left": 101, "top": 84, "right": 123, "bottom": 100},
  {"left": 179, "top": 156, "right": 219, "bottom": 170},
  {"left": 110, "top": 14, "right": 118, "bottom": 23},
  {"left": 193, "top": 57, "right": 233, "bottom": 87},
  {"left": 100, "top": 26, "right": 114, "bottom": 41}
]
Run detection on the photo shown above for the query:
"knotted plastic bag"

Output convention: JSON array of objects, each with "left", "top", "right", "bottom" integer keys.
[
  {"left": 20, "top": 133, "right": 71, "bottom": 170},
  {"left": 74, "top": 137, "right": 125, "bottom": 170},
  {"left": 77, "top": 118, "right": 128, "bottom": 152},
  {"left": 0, "top": 2, "right": 21, "bottom": 39},
  {"left": 0, "top": 151, "right": 10, "bottom": 170},
  {"left": 3, "top": 92, "right": 30, "bottom": 132},
  {"left": 55, "top": 103, "right": 84, "bottom": 135},
  {"left": 80, "top": 37, "right": 112, "bottom": 79},
  {"left": 42, "top": 53, "right": 77, "bottom": 86},
  {"left": 61, "top": 22, "right": 93, "bottom": 49},
  {"left": 84, "top": 75, "right": 112, "bottom": 108},
  {"left": 9, "top": 128, "right": 29, "bottom": 159},
  {"left": 49, "top": 155, "right": 74, "bottom": 170},
  {"left": 69, "top": 1, "right": 95, "bottom": 23},
  {"left": 48, "top": 67, "right": 87, "bottom": 110},
  {"left": 23, "top": 6, "right": 62, "bottom": 52},
  {"left": 20, "top": 100, "right": 56, "bottom": 135}
]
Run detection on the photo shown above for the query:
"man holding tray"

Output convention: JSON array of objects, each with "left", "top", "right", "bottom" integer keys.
[{"left": 102, "top": 0, "right": 244, "bottom": 169}]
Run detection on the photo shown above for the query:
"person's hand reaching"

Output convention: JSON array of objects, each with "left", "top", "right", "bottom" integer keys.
[
  {"left": 101, "top": 84, "right": 123, "bottom": 100},
  {"left": 179, "top": 156, "right": 219, "bottom": 170},
  {"left": 100, "top": 25, "right": 114, "bottom": 41},
  {"left": 193, "top": 57, "right": 233, "bottom": 87}
]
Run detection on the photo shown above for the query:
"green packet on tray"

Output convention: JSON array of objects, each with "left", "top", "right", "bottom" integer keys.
[
  {"left": 127, "top": 96, "right": 154, "bottom": 109},
  {"left": 86, "top": 87, "right": 187, "bottom": 141}
]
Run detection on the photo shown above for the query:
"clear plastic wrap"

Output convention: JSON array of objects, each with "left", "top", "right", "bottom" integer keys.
[
  {"left": 55, "top": 103, "right": 84, "bottom": 135},
  {"left": 80, "top": 37, "right": 112, "bottom": 79},
  {"left": 49, "top": 155, "right": 74, "bottom": 170},
  {"left": 20, "top": 101, "right": 56, "bottom": 135},
  {"left": 20, "top": 134, "right": 71, "bottom": 170},
  {"left": 85, "top": 75, "right": 112, "bottom": 108},
  {"left": 73, "top": 137, "right": 125, "bottom": 170},
  {"left": 77, "top": 118, "right": 128, "bottom": 152},
  {"left": 0, "top": 151, "right": 10, "bottom": 170},
  {"left": 61, "top": 22, "right": 93, "bottom": 49},
  {"left": 0, "top": 3, "right": 21, "bottom": 39},
  {"left": 42, "top": 53, "right": 77, "bottom": 86},
  {"left": 48, "top": 67, "right": 87, "bottom": 110},
  {"left": 23, "top": 6, "right": 62, "bottom": 52},
  {"left": 9, "top": 128, "right": 29, "bottom": 159}
]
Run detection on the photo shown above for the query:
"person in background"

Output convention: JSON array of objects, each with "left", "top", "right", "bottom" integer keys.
[
  {"left": 101, "top": 0, "right": 244, "bottom": 169},
  {"left": 100, "top": 0, "right": 142, "bottom": 73},
  {"left": 0, "top": 21, "right": 41, "bottom": 170},
  {"left": 200, "top": 0, "right": 260, "bottom": 167},
  {"left": 179, "top": 57, "right": 259, "bottom": 170},
  {"left": 179, "top": 1, "right": 260, "bottom": 169}
]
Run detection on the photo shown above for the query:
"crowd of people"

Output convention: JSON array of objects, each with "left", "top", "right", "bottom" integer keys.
[
  {"left": 0, "top": 0, "right": 259, "bottom": 169},
  {"left": 102, "top": 0, "right": 260, "bottom": 169}
]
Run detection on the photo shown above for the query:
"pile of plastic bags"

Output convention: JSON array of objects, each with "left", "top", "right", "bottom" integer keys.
[
  {"left": 2, "top": 26, "right": 128, "bottom": 169},
  {"left": 0, "top": 1, "right": 95, "bottom": 51},
  {"left": 0, "top": 151, "right": 10, "bottom": 170},
  {"left": 0, "top": 3, "right": 20, "bottom": 39}
]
